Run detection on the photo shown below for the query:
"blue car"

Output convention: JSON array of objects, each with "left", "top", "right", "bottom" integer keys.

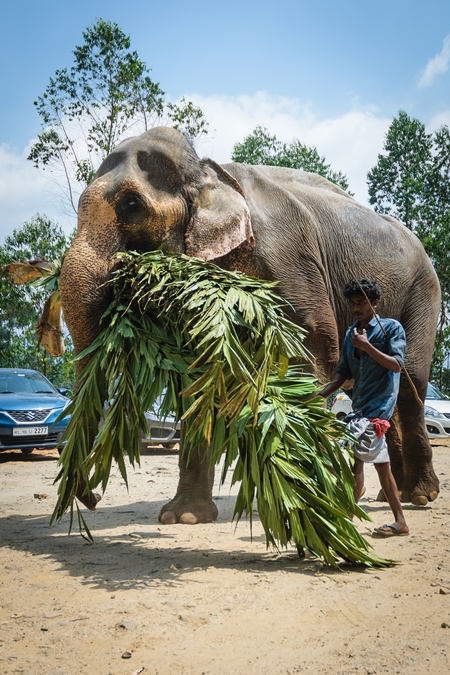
[{"left": 0, "top": 368, "right": 71, "bottom": 454}]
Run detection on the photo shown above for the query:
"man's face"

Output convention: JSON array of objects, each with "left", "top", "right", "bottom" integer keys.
[{"left": 348, "top": 293, "right": 378, "bottom": 325}]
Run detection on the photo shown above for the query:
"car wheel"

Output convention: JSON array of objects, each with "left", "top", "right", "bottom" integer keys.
[{"left": 20, "top": 448, "right": 34, "bottom": 455}]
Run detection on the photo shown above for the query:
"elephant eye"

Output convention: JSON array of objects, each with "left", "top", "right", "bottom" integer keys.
[{"left": 137, "top": 151, "right": 181, "bottom": 194}]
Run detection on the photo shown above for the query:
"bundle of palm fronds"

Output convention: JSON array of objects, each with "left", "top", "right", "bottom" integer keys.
[{"left": 53, "top": 250, "right": 391, "bottom": 567}]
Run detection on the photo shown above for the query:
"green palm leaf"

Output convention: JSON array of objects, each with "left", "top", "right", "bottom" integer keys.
[{"left": 52, "top": 250, "right": 392, "bottom": 568}]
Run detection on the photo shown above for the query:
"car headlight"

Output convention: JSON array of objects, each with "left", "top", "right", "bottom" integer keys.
[{"left": 424, "top": 405, "right": 444, "bottom": 419}]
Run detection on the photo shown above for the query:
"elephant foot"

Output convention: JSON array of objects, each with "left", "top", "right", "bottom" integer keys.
[
  {"left": 379, "top": 488, "right": 438, "bottom": 505},
  {"left": 398, "top": 470, "right": 440, "bottom": 505},
  {"left": 395, "top": 474, "right": 439, "bottom": 505},
  {"left": 399, "top": 488, "right": 439, "bottom": 506},
  {"left": 378, "top": 478, "right": 439, "bottom": 505},
  {"left": 158, "top": 494, "right": 218, "bottom": 525},
  {"left": 376, "top": 488, "right": 403, "bottom": 502}
]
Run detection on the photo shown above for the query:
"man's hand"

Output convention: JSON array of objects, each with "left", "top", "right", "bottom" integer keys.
[
  {"left": 351, "top": 327, "right": 370, "bottom": 351},
  {"left": 350, "top": 327, "right": 402, "bottom": 373},
  {"left": 318, "top": 372, "right": 348, "bottom": 399}
]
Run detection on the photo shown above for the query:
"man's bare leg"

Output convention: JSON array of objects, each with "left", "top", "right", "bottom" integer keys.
[
  {"left": 352, "top": 457, "right": 366, "bottom": 503},
  {"left": 374, "top": 462, "right": 409, "bottom": 534}
]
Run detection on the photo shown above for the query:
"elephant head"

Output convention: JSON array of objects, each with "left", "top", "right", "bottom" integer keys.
[{"left": 60, "top": 127, "right": 255, "bottom": 367}]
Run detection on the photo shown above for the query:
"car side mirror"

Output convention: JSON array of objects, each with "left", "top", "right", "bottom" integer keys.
[{"left": 58, "top": 388, "right": 69, "bottom": 396}]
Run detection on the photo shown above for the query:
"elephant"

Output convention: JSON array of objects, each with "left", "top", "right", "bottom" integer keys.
[{"left": 59, "top": 125, "right": 441, "bottom": 523}]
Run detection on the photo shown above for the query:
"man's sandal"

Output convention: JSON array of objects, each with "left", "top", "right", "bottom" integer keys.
[{"left": 373, "top": 523, "right": 409, "bottom": 537}]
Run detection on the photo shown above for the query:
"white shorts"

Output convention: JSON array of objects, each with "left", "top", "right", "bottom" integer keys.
[{"left": 344, "top": 416, "right": 390, "bottom": 464}]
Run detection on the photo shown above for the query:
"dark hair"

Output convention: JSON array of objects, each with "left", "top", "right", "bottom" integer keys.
[{"left": 343, "top": 279, "right": 381, "bottom": 302}]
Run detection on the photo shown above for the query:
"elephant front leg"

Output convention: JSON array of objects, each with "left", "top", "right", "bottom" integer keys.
[{"left": 159, "top": 441, "right": 218, "bottom": 524}]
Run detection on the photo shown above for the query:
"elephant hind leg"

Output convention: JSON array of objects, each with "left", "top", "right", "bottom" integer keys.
[
  {"left": 381, "top": 396, "right": 439, "bottom": 506},
  {"left": 396, "top": 379, "right": 439, "bottom": 505},
  {"left": 394, "top": 280, "right": 440, "bottom": 504}
]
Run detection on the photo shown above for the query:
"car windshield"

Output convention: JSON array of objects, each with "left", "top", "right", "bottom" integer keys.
[
  {"left": 426, "top": 382, "right": 448, "bottom": 401},
  {"left": 0, "top": 371, "right": 56, "bottom": 395}
]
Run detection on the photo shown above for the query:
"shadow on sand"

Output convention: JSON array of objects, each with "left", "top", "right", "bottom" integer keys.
[{"left": 0, "top": 447, "right": 382, "bottom": 589}]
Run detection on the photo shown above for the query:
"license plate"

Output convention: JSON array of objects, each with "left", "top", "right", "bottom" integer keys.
[{"left": 13, "top": 426, "right": 48, "bottom": 437}]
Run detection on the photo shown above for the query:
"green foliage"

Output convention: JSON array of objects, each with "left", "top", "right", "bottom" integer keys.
[
  {"left": 367, "top": 111, "right": 450, "bottom": 391},
  {"left": 232, "top": 126, "right": 280, "bottom": 166},
  {"left": 54, "top": 251, "right": 391, "bottom": 568},
  {"left": 0, "top": 216, "right": 75, "bottom": 389},
  {"left": 232, "top": 125, "right": 352, "bottom": 193},
  {"left": 417, "top": 126, "right": 450, "bottom": 293},
  {"left": 28, "top": 18, "right": 208, "bottom": 212},
  {"left": 166, "top": 97, "right": 209, "bottom": 139},
  {"left": 367, "top": 111, "right": 432, "bottom": 229},
  {"left": 420, "top": 126, "right": 450, "bottom": 389}
]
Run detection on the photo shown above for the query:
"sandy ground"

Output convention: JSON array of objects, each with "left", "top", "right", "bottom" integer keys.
[{"left": 1, "top": 440, "right": 450, "bottom": 675}]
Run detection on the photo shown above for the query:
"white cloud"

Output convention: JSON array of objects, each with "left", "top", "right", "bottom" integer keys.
[
  {"left": 428, "top": 109, "right": 450, "bottom": 131},
  {"left": 0, "top": 94, "right": 392, "bottom": 245},
  {"left": 0, "top": 143, "right": 76, "bottom": 242},
  {"left": 418, "top": 35, "right": 450, "bottom": 88},
  {"left": 189, "top": 92, "right": 391, "bottom": 203}
]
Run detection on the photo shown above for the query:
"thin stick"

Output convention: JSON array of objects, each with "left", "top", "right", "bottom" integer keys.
[{"left": 344, "top": 262, "right": 423, "bottom": 408}]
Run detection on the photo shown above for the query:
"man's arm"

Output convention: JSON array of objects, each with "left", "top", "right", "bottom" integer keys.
[
  {"left": 351, "top": 328, "right": 401, "bottom": 372},
  {"left": 318, "top": 372, "right": 348, "bottom": 399}
]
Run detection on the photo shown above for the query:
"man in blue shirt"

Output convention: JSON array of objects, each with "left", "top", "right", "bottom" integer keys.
[{"left": 319, "top": 279, "right": 409, "bottom": 537}]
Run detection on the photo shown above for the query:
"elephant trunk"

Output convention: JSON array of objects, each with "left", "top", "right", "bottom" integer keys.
[
  {"left": 60, "top": 237, "right": 120, "bottom": 377},
  {"left": 60, "top": 179, "right": 127, "bottom": 378},
  {"left": 60, "top": 223, "right": 122, "bottom": 511}
]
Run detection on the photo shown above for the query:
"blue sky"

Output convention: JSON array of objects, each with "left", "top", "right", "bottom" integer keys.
[{"left": 1, "top": 0, "right": 450, "bottom": 241}]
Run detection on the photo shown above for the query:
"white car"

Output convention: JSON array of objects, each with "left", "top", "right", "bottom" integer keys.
[
  {"left": 331, "top": 383, "right": 450, "bottom": 440},
  {"left": 140, "top": 397, "right": 181, "bottom": 451},
  {"left": 102, "top": 388, "right": 181, "bottom": 452},
  {"left": 423, "top": 383, "right": 450, "bottom": 439}
]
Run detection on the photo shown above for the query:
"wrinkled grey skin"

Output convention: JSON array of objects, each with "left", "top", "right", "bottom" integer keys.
[{"left": 60, "top": 126, "right": 441, "bottom": 522}]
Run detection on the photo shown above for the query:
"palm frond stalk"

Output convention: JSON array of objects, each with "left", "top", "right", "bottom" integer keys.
[{"left": 53, "top": 250, "right": 392, "bottom": 568}]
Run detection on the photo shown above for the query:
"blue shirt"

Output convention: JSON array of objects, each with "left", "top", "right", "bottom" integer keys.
[{"left": 337, "top": 316, "right": 406, "bottom": 420}]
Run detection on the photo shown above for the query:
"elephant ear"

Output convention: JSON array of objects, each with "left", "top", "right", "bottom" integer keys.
[{"left": 185, "top": 159, "right": 255, "bottom": 261}]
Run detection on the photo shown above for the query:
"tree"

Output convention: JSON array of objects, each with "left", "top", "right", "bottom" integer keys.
[
  {"left": 417, "top": 126, "right": 450, "bottom": 387},
  {"left": 28, "top": 19, "right": 208, "bottom": 213},
  {"left": 231, "top": 126, "right": 280, "bottom": 166},
  {"left": 231, "top": 126, "right": 352, "bottom": 193},
  {"left": 367, "top": 111, "right": 450, "bottom": 390},
  {"left": 0, "top": 217, "right": 74, "bottom": 389},
  {"left": 367, "top": 111, "right": 432, "bottom": 230},
  {"left": 418, "top": 126, "right": 450, "bottom": 275}
]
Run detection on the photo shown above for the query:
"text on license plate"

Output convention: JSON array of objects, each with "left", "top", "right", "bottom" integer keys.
[{"left": 13, "top": 427, "right": 48, "bottom": 436}]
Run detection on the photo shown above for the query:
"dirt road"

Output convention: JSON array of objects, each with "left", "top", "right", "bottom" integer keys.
[{"left": 1, "top": 441, "right": 449, "bottom": 674}]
